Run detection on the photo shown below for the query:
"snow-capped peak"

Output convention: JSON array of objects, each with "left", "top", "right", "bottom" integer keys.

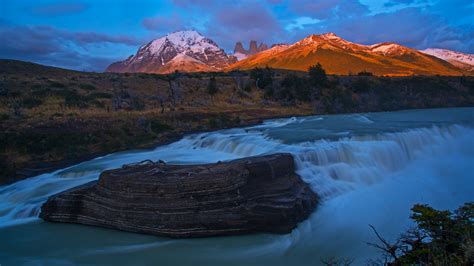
[
  {"left": 320, "top": 32, "right": 341, "bottom": 40},
  {"left": 421, "top": 48, "right": 474, "bottom": 67},
  {"left": 106, "top": 30, "right": 236, "bottom": 74},
  {"left": 369, "top": 42, "right": 412, "bottom": 56},
  {"left": 147, "top": 30, "right": 220, "bottom": 55}
]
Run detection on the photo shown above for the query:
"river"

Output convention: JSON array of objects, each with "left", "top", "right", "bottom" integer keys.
[{"left": 1, "top": 107, "right": 473, "bottom": 265}]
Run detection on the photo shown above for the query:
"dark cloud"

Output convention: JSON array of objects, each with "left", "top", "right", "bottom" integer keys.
[
  {"left": 206, "top": 2, "right": 284, "bottom": 49},
  {"left": 289, "top": 0, "right": 368, "bottom": 20},
  {"left": 0, "top": 22, "right": 141, "bottom": 71},
  {"left": 142, "top": 13, "right": 184, "bottom": 32},
  {"left": 72, "top": 31, "right": 141, "bottom": 46},
  {"left": 308, "top": 7, "right": 474, "bottom": 53},
  {"left": 31, "top": 2, "right": 89, "bottom": 16}
]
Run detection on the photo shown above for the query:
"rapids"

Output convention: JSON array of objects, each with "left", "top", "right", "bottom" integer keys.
[{"left": 1, "top": 107, "right": 473, "bottom": 265}]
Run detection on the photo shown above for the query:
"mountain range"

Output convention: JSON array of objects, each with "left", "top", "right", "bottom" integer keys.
[{"left": 106, "top": 30, "right": 474, "bottom": 76}]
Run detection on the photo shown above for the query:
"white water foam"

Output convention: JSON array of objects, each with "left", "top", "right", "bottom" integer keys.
[{"left": 0, "top": 121, "right": 471, "bottom": 230}]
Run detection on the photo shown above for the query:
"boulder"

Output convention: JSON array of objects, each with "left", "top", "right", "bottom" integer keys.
[{"left": 40, "top": 153, "right": 318, "bottom": 238}]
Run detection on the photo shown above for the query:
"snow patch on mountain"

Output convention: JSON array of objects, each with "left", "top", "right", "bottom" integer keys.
[
  {"left": 106, "top": 30, "right": 236, "bottom": 73},
  {"left": 421, "top": 48, "right": 474, "bottom": 70}
]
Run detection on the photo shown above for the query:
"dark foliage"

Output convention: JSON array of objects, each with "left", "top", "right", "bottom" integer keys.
[
  {"left": 207, "top": 76, "right": 218, "bottom": 95},
  {"left": 368, "top": 202, "right": 474, "bottom": 265}
]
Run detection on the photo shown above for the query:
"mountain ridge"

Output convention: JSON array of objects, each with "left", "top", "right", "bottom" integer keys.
[
  {"left": 420, "top": 48, "right": 474, "bottom": 71},
  {"left": 228, "top": 33, "right": 469, "bottom": 76},
  {"left": 105, "top": 31, "right": 472, "bottom": 76},
  {"left": 106, "top": 30, "right": 236, "bottom": 74}
]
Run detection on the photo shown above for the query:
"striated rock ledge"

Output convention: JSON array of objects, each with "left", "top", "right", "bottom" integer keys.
[{"left": 39, "top": 153, "right": 318, "bottom": 238}]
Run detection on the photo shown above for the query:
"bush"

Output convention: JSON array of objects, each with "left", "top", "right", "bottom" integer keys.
[
  {"left": 0, "top": 113, "right": 9, "bottom": 121},
  {"left": 207, "top": 76, "right": 218, "bottom": 95},
  {"left": 308, "top": 63, "right": 328, "bottom": 88},
  {"left": 79, "top": 83, "right": 96, "bottom": 91},
  {"left": 280, "top": 74, "right": 312, "bottom": 102},
  {"left": 49, "top": 81, "right": 66, "bottom": 88},
  {"left": 243, "top": 82, "right": 252, "bottom": 92},
  {"left": 369, "top": 202, "right": 474, "bottom": 265},
  {"left": 22, "top": 97, "right": 43, "bottom": 108},
  {"left": 358, "top": 70, "right": 373, "bottom": 76},
  {"left": 88, "top": 92, "right": 113, "bottom": 99},
  {"left": 150, "top": 120, "right": 171, "bottom": 134},
  {"left": 250, "top": 67, "right": 274, "bottom": 90}
]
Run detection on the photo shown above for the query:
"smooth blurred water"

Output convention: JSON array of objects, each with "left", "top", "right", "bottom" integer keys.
[{"left": 1, "top": 107, "right": 473, "bottom": 265}]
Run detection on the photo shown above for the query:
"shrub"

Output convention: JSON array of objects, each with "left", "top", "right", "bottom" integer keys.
[
  {"left": 308, "top": 63, "right": 328, "bottom": 88},
  {"left": 22, "top": 97, "right": 43, "bottom": 108},
  {"left": 207, "top": 76, "right": 218, "bottom": 95},
  {"left": 88, "top": 92, "right": 113, "bottom": 99},
  {"left": 250, "top": 67, "right": 274, "bottom": 90},
  {"left": 358, "top": 70, "right": 373, "bottom": 76},
  {"left": 150, "top": 120, "right": 171, "bottom": 134},
  {"left": 369, "top": 202, "right": 474, "bottom": 265},
  {"left": 49, "top": 81, "right": 66, "bottom": 88},
  {"left": 0, "top": 113, "right": 9, "bottom": 121},
  {"left": 79, "top": 83, "right": 96, "bottom": 91}
]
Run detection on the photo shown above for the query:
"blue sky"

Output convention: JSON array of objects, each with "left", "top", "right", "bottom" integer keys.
[{"left": 0, "top": 0, "right": 472, "bottom": 71}]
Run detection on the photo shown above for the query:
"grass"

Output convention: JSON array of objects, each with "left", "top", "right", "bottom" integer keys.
[{"left": 0, "top": 59, "right": 473, "bottom": 184}]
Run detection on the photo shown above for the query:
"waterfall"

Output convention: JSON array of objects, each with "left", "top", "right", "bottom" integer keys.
[
  {"left": 1, "top": 108, "right": 474, "bottom": 265},
  {"left": 0, "top": 119, "right": 471, "bottom": 228}
]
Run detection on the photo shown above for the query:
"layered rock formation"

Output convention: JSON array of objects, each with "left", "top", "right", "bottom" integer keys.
[{"left": 40, "top": 153, "right": 318, "bottom": 238}]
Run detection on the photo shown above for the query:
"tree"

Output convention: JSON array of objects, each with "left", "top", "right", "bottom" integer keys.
[
  {"left": 249, "top": 67, "right": 274, "bottom": 90},
  {"left": 280, "top": 74, "right": 311, "bottom": 102},
  {"left": 368, "top": 202, "right": 474, "bottom": 265},
  {"left": 207, "top": 76, "right": 218, "bottom": 96},
  {"left": 308, "top": 63, "right": 328, "bottom": 88},
  {"left": 358, "top": 70, "right": 373, "bottom": 76}
]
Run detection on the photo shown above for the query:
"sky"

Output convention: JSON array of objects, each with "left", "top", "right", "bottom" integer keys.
[{"left": 0, "top": 0, "right": 473, "bottom": 71}]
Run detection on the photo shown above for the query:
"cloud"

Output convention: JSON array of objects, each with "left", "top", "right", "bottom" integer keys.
[
  {"left": 285, "top": 17, "right": 321, "bottom": 31},
  {"left": 205, "top": 2, "right": 284, "bottom": 49},
  {"left": 142, "top": 13, "right": 184, "bottom": 32},
  {"left": 31, "top": 2, "right": 89, "bottom": 16},
  {"left": 308, "top": 7, "right": 474, "bottom": 53},
  {"left": 171, "top": 0, "right": 217, "bottom": 9},
  {"left": 290, "top": 0, "right": 342, "bottom": 19},
  {"left": 289, "top": 0, "right": 368, "bottom": 20},
  {"left": 0, "top": 22, "right": 141, "bottom": 71}
]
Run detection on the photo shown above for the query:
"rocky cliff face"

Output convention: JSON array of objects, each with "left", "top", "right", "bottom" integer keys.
[
  {"left": 249, "top": 40, "right": 259, "bottom": 54},
  {"left": 233, "top": 40, "right": 270, "bottom": 61},
  {"left": 234, "top": 42, "right": 246, "bottom": 54},
  {"left": 40, "top": 153, "right": 318, "bottom": 238},
  {"left": 106, "top": 30, "right": 236, "bottom": 74}
]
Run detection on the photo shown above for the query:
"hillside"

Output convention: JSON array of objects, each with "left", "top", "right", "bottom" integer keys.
[
  {"left": 228, "top": 33, "right": 469, "bottom": 76},
  {"left": 1, "top": 59, "right": 473, "bottom": 184},
  {"left": 421, "top": 48, "right": 474, "bottom": 71}
]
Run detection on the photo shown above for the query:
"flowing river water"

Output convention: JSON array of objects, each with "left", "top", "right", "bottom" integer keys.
[{"left": 1, "top": 107, "right": 473, "bottom": 265}]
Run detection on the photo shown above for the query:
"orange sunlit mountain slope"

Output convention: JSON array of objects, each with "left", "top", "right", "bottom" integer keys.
[{"left": 228, "top": 33, "right": 469, "bottom": 76}]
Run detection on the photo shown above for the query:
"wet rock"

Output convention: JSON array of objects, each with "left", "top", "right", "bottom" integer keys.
[{"left": 40, "top": 153, "right": 318, "bottom": 238}]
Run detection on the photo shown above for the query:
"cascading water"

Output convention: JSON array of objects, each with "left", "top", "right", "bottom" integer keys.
[{"left": 1, "top": 107, "right": 473, "bottom": 265}]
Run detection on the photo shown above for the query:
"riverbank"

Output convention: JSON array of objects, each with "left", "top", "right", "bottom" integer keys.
[
  {"left": 1, "top": 60, "right": 473, "bottom": 185},
  {"left": 0, "top": 107, "right": 313, "bottom": 185},
  {"left": 1, "top": 107, "right": 473, "bottom": 265}
]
